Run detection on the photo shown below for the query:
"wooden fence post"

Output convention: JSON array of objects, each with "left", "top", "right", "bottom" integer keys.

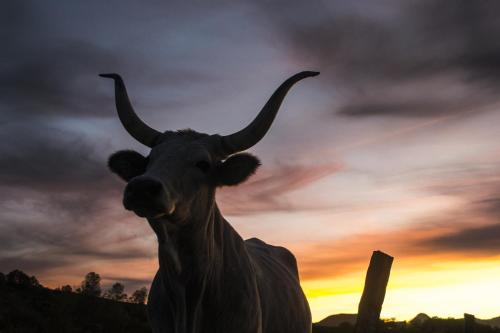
[
  {"left": 354, "top": 250, "right": 394, "bottom": 333},
  {"left": 464, "top": 313, "right": 475, "bottom": 333}
]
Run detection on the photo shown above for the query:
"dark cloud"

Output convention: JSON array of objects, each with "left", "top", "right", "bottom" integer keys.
[
  {"left": 99, "top": 275, "right": 152, "bottom": 295},
  {"left": 339, "top": 101, "right": 454, "bottom": 118},
  {"left": 0, "top": 122, "right": 111, "bottom": 191},
  {"left": 0, "top": 38, "right": 200, "bottom": 120},
  {"left": 424, "top": 223, "right": 500, "bottom": 253},
  {"left": 476, "top": 198, "right": 500, "bottom": 216},
  {"left": 418, "top": 184, "right": 500, "bottom": 254},
  {"left": 257, "top": 0, "right": 500, "bottom": 117},
  {"left": 0, "top": 256, "right": 71, "bottom": 275},
  {"left": 0, "top": 2, "right": 215, "bottom": 121},
  {"left": 0, "top": 41, "right": 118, "bottom": 118},
  {"left": 101, "top": 275, "right": 151, "bottom": 291},
  {"left": 1, "top": 3, "right": 117, "bottom": 118}
]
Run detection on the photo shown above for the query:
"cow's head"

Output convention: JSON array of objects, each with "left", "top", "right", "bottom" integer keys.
[{"left": 101, "top": 72, "right": 318, "bottom": 226}]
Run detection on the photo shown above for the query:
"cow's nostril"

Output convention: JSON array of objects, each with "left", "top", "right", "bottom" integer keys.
[{"left": 124, "top": 177, "right": 166, "bottom": 205}]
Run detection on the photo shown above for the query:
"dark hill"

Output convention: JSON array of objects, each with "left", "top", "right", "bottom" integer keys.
[
  {"left": 410, "top": 313, "right": 431, "bottom": 325},
  {"left": 0, "top": 283, "right": 150, "bottom": 333},
  {"left": 317, "top": 313, "right": 357, "bottom": 327}
]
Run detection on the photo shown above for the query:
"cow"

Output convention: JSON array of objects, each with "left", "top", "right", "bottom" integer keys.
[{"left": 100, "top": 71, "right": 319, "bottom": 333}]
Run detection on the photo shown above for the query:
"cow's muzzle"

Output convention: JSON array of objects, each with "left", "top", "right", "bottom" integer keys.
[{"left": 123, "top": 176, "right": 175, "bottom": 218}]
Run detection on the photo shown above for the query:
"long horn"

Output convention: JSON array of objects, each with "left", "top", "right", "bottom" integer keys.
[
  {"left": 100, "top": 73, "right": 161, "bottom": 147},
  {"left": 221, "top": 71, "right": 319, "bottom": 155}
]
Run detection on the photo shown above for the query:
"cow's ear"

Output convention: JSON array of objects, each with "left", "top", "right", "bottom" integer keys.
[
  {"left": 108, "top": 150, "right": 148, "bottom": 182},
  {"left": 213, "top": 153, "right": 260, "bottom": 187}
]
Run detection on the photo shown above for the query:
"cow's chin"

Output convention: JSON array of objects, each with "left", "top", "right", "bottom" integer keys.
[
  {"left": 148, "top": 204, "right": 179, "bottom": 221},
  {"left": 133, "top": 203, "right": 176, "bottom": 220},
  {"left": 152, "top": 206, "right": 174, "bottom": 218},
  {"left": 130, "top": 200, "right": 176, "bottom": 220}
]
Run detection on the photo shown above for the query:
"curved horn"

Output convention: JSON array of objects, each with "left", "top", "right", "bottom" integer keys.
[
  {"left": 99, "top": 73, "right": 161, "bottom": 147},
  {"left": 221, "top": 71, "right": 319, "bottom": 155}
]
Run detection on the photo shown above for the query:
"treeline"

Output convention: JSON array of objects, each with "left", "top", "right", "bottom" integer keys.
[
  {"left": 0, "top": 269, "right": 148, "bottom": 304},
  {"left": 0, "top": 269, "right": 150, "bottom": 333}
]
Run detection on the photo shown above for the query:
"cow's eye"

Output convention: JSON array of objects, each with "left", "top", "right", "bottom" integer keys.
[{"left": 195, "top": 160, "right": 211, "bottom": 173}]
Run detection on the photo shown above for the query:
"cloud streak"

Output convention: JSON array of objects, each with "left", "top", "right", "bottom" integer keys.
[
  {"left": 256, "top": 0, "right": 500, "bottom": 118},
  {"left": 218, "top": 161, "right": 341, "bottom": 216}
]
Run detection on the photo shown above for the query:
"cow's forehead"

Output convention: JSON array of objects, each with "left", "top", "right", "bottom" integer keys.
[
  {"left": 148, "top": 132, "right": 215, "bottom": 161},
  {"left": 149, "top": 129, "right": 225, "bottom": 160}
]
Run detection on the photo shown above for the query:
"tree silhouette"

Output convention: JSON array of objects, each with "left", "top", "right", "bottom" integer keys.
[
  {"left": 60, "top": 285, "right": 72, "bottom": 293},
  {"left": 79, "top": 272, "right": 101, "bottom": 297},
  {"left": 29, "top": 276, "right": 41, "bottom": 287},
  {"left": 6, "top": 270, "right": 41, "bottom": 287},
  {"left": 104, "top": 282, "right": 127, "bottom": 301},
  {"left": 129, "top": 286, "right": 148, "bottom": 304}
]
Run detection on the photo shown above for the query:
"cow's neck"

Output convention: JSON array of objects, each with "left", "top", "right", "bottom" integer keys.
[
  {"left": 173, "top": 191, "right": 227, "bottom": 279},
  {"left": 150, "top": 192, "right": 254, "bottom": 333}
]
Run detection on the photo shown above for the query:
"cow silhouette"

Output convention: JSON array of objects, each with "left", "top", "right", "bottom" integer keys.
[{"left": 101, "top": 71, "right": 319, "bottom": 333}]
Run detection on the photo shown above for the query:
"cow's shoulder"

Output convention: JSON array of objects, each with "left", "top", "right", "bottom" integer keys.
[{"left": 245, "top": 237, "right": 299, "bottom": 278}]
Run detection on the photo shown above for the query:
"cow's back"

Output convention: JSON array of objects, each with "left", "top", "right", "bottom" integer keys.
[{"left": 245, "top": 238, "right": 311, "bottom": 333}]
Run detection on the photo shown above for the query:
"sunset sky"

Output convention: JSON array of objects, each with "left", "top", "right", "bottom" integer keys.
[{"left": 2, "top": 0, "right": 500, "bottom": 322}]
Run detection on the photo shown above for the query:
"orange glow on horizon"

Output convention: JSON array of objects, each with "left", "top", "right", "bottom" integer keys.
[
  {"left": 37, "top": 254, "right": 500, "bottom": 323},
  {"left": 302, "top": 256, "right": 500, "bottom": 322}
]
